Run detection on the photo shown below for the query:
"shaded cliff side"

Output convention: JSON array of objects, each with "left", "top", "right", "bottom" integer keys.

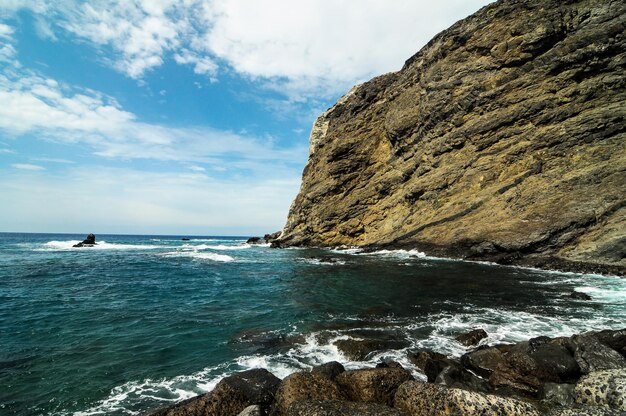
[{"left": 277, "top": 0, "right": 626, "bottom": 274}]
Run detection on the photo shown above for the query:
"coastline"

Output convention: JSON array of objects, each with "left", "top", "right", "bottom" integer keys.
[{"left": 149, "top": 327, "right": 626, "bottom": 415}]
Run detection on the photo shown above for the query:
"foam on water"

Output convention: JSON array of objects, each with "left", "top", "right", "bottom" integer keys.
[
  {"left": 181, "top": 243, "right": 251, "bottom": 251},
  {"left": 37, "top": 241, "right": 164, "bottom": 251},
  {"left": 160, "top": 251, "right": 234, "bottom": 262}
]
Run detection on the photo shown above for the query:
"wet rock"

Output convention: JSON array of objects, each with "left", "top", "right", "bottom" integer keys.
[
  {"left": 593, "top": 329, "right": 626, "bottom": 358},
  {"left": 568, "top": 291, "right": 592, "bottom": 300},
  {"left": 394, "top": 380, "right": 540, "bottom": 416},
  {"left": 461, "top": 347, "right": 505, "bottom": 378},
  {"left": 541, "top": 382, "right": 575, "bottom": 407},
  {"left": 434, "top": 362, "right": 492, "bottom": 393},
  {"left": 455, "top": 329, "right": 488, "bottom": 346},
  {"left": 151, "top": 368, "right": 280, "bottom": 416},
  {"left": 310, "top": 362, "right": 345, "bottom": 380},
  {"left": 271, "top": 371, "right": 346, "bottom": 416},
  {"left": 238, "top": 405, "right": 262, "bottom": 416},
  {"left": 286, "top": 400, "right": 406, "bottom": 416},
  {"left": 570, "top": 335, "right": 626, "bottom": 374},
  {"left": 423, "top": 356, "right": 458, "bottom": 383},
  {"left": 73, "top": 233, "right": 96, "bottom": 247},
  {"left": 489, "top": 351, "right": 553, "bottom": 396},
  {"left": 574, "top": 369, "right": 626, "bottom": 411},
  {"left": 407, "top": 350, "right": 446, "bottom": 371},
  {"left": 376, "top": 360, "right": 404, "bottom": 369},
  {"left": 335, "top": 367, "right": 414, "bottom": 406},
  {"left": 246, "top": 237, "right": 263, "bottom": 244},
  {"left": 333, "top": 336, "right": 408, "bottom": 361}
]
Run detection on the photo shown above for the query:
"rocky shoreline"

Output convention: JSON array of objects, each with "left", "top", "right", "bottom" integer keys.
[{"left": 149, "top": 328, "right": 625, "bottom": 416}]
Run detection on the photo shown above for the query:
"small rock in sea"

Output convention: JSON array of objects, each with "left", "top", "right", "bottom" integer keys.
[
  {"left": 246, "top": 237, "right": 262, "bottom": 244},
  {"left": 408, "top": 349, "right": 447, "bottom": 371},
  {"left": 568, "top": 291, "right": 592, "bottom": 300},
  {"left": 181, "top": 238, "right": 190, "bottom": 241},
  {"left": 456, "top": 329, "right": 488, "bottom": 346},
  {"left": 73, "top": 233, "right": 96, "bottom": 247}
]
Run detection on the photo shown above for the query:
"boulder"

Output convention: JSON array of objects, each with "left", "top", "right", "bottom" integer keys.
[
  {"left": 407, "top": 350, "right": 446, "bottom": 371},
  {"left": 568, "top": 291, "right": 592, "bottom": 300},
  {"left": 264, "top": 231, "right": 282, "bottom": 243},
  {"left": 271, "top": 371, "right": 346, "bottom": 416},
  {"left": 286, "top": 400, "right": 406, "bottom": 416},
  {"left": 489, "top": 351, "right": 552, "bottom": 396},
  {"left": 376, "top": 360, "right": 404, "bottom": 369},
  {"left": 434, "top": 362, "right": 491, "bottom": 393},
  {"left": 246, "top": 237, "right": 263, "bottom": 244},
  {"left": 569, "top": 335, "right": 626, "bottom": 374},
  {"left": 394, "top": 381, "right": 540, "bottom": 416},
  {"left": 574, "top": 369, "right": 626, "bottom": 411},
  {"left": 455, "top": 329, "right": 488, "bottom": 346},
  {"left": 310, "top": 362, "right": 345, "bottom": 380},
  {"left": 593, "top": 329, "right": 626, "bottom": 358},
  {"left": 73, "top": 233, "right": 96, "bottom": 247},
  {"left": 333, "top": 337, "right": 408, "bottom": 361},
  {"left": 335, "top": 367, "right": 414, "bottom": 406},
  {"left": 150, "top": 368, "right": 280, "bottom": 416},
  {"left": 461, "top": 347, "right": 505, "bottom": 378}
]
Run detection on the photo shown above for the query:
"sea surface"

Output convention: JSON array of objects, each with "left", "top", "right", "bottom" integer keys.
[{"left": 1, "top": 232, "right": 624, "bottom": 415}]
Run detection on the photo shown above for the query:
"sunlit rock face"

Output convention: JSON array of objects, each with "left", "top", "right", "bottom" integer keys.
[{"left": 278, "top": 0, "right": 626, "bottom": 273}]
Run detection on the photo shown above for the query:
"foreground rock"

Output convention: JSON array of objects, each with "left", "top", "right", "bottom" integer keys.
[
  {"left": 150, "top": 369, "right": 280, "bottom": 416},
  {"left": 275, "top": 0, "right": 626, "bottom": 275},
  {"left": 394, "top": 381, "right": 540, "bottom": 416},
  {"left": 151, "top": 328, "right": 626, "bottom": 415},
  {"left": 455, "top": 329, "right": 488, "bottom": 346},
  {"left": 73, "top": 233, "right": 96, "bottom": 247}
]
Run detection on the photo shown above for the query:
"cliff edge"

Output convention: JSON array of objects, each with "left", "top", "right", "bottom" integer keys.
[{"left": 277, "top": 0, "right": 626, "bottom": 274}]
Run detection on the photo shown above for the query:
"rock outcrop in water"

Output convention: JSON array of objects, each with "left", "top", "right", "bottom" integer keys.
[
  {"left": 276, "top": 0, "right": 626, "bottom": 274},
  {"left": 73, "top": 233, "right": 96, "bottom": 247}
]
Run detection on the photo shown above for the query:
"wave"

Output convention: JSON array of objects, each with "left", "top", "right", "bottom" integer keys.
[
  {"left": 181, "top": 243, "right": 251, "bottom": 251},
  {"left": 299, "top": 258, "right": 347, "bottom": 266},
  {"left": 36, "top": 241, "right": 164, "bottom": 251},
  {"left": 160, "top": 251, "right": 234, "bottom": 262}
]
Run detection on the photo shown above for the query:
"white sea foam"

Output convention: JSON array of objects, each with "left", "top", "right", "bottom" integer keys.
[
  {"left": 181, "top": 243, "right": 251, "bottom": 251},
  {"left": 37, "top": 240, "right": 163, "bottom": 251},
  {"left": 160, "top": 251, "right": 234, "bottom": 262},
  {"left": 299, "top": 258, "right": 347, "bottom": 266}
]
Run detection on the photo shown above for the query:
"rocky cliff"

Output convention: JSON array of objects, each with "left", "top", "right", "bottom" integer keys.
[{"left": 277, "top": 0, "right": 626, "bottom": 274}]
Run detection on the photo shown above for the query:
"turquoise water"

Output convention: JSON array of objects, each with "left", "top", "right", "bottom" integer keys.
[{"left": 1, "top": 233, "right": 624, "bottom": 415}]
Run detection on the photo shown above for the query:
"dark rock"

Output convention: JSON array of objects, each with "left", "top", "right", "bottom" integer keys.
[
  {"left": 434, "top": 362, "right": 492, "bottom": 393},
  {"left": 247, "top": 237, "right": 263, "bottom": 244},
  {"left": 73, "top": 233, "right": 96, "bottom": 247},
  {"left": 568, "top": 291, "right": 592, "bottom": 300},
  {"left": 271, "top": 371, "right": 345, "bottom": 416},
  {"left": 541, "top": 382, "right": 575, "bottom": 407},
  {"left": 311, "top": 362, "right": 345, "bottom": 380},
  {"left": 285, "top": 400, "right": 406, "bottom": 416},
  {"left": 407, "top": 350, "right": 446, "bottom": 371},
  {"left": 569, "top": 335, "right": 626, "bottom": 374},
  {"left": 455, "top": 329, "right": 488, "bottom": 346},
  {"left": 335, "top": 367, "right": 414, "bottom": 406},
  {"left": 593, "top": 329, "right": 626, "bottom": 358},
  {"left": 150, "top": 368, "right": 280, "bottom": 416},
  {"left": 489, "top": 351, "right": 554, "bottom": 396},
  {"left": 333, "top": 337, "right": 408, "bottom": 361},
  {"left": 264, "top": 231, "right": 282, "bottom": 243},
  {"left": 424, "top": 356, "right": 458, "bottom": 383},
  {"left": 375, "top": 360, "right": 404, "bottom": 369},
  {"left": 394, "top": 381, "right": 540, "bottom": 416},
  {"left": 461, "top": 347, "right": 505, "bottom": 378},
  {"left": 181, "top": 238, "right": 190, "bottom": 241}
]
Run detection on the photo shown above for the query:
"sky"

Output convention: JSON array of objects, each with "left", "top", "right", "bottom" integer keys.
[{"left": 0, "top": 0, "right": 493, "bottom": 235}]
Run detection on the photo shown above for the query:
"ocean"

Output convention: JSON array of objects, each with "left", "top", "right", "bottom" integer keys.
[{"left": 1, "top": 232, "right": 624, "bottom": 415}]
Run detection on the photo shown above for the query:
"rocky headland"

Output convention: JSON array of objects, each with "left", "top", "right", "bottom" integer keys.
[
  {"left": 274, "top": 0, "right": 626, "bottom": 275},
  {"left": 149, "top": 328, "right": 626, "bottom": 415}
]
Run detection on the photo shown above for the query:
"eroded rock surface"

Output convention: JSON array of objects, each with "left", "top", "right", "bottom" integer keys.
[{"left": 277, "top": 0, "right": 626, "bottom": 274}]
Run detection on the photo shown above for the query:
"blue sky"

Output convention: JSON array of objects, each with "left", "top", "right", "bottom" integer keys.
[{"left": 0, "top": 0, "right": 492, "bottom": 235}]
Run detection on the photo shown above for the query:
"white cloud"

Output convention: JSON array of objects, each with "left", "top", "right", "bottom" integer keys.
[
  {"left": 11, "top": 163, "right": 45, "bottom": 170},
  {"left": 1, "top": 1, "right": 493, "bottom": 98},
  {"left": 0, "top": 23, "right": 20, "bottom": 67},
  {"left": 0, "top": 70, "right": 306, "bottom": 167}
]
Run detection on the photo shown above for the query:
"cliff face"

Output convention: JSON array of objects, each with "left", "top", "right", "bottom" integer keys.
[{"left": 278, "top": 0, "right": 626, "bottom": 273}]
